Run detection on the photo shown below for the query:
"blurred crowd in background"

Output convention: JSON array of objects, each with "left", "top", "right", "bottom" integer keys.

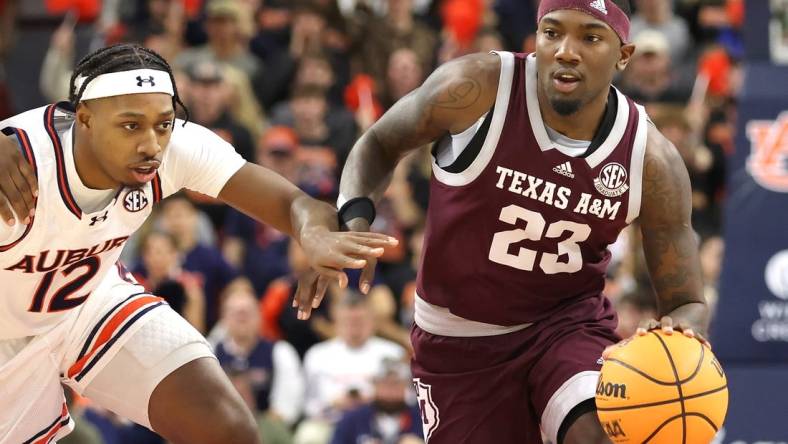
[{"left": 0, "top": 0, "right": 742, "bottom": 443}]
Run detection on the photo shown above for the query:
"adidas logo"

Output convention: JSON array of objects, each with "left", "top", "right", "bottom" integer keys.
[
  {"left": 553, "top": 161, "right": 575, "bottom": 178},
  {"left": 590, "top": 0, "right": 608, "bottom": 14}
]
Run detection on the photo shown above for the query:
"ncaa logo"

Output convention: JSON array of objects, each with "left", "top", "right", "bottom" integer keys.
[
  {"left": 124, "top": 189, "right": 149, "bottom": 212},
  {"left": 413, "top": 378, "right": 440, "bottom": 442},
  {"left": 594, "top": 162, "right": 629, "bottom": 197},
  {"left": 746, "top": 112, "right": 788, "bottom": 192},
  {"left": 765, "top": 250, "right": 788, "bottom": 300}
]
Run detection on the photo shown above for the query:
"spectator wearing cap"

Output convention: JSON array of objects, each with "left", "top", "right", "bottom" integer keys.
[
  {"left": 177, "top": 0, "right": 264, "bottom": 101},
  {"left": 221, "top": 128, "right": 299, "bottom": 294},
  {"left": 330, "top": 358, "right": 424, "bottom": 444},
  {"left": 179, "top": 59, "right": 262, "bottom": 227},
  {"left": 616, "top": 30, "right": 692, "bottom": 104},
  {"left": 630, "top": 0, "right": 693, "bottom": 63},
  {"left": 214, "top": 283, "right": 304, "bottom": 427},
  {"left": 185, "top": 59, "right": 255, "bottom": 162}
]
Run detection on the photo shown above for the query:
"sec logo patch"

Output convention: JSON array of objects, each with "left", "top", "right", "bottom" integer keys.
[
  {"left": 594, "top": 162, "right": 629, "bottom": 197},
  {"left": 124, "top": 189, "right": 149, "bottom": 212}
]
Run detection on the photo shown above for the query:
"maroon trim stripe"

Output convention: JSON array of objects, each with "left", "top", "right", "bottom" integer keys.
[
  {"left": 43, "top": 104, "right": 81, "bottom": 219},
  {"left": 152, "top": 172, "right": 163, "bottom": 203},
  {"left": 0, "top": 128, "right": 38, "bottom": 252}
]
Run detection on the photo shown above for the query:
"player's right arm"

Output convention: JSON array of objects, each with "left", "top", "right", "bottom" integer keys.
[
  {"left": 340, "top": 52, "right": 500, "bottom": 207},
  {"left": 0, "top": 134, "right": 37, "bottom": 226},
  {"left": 330, "top": 52, "right": 501, "bottom": 297}
]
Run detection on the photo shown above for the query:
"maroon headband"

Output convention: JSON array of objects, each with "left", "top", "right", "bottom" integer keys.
[{"left": 537, "top": 0, "right": 630, "bottom": 43}]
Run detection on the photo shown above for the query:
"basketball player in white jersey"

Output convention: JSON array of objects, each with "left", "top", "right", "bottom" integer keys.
[{"left": 0, "top": 44, "right": 396, "bottom": 444}]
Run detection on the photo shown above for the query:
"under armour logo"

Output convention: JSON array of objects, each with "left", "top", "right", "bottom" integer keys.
[
  {"left": 89, "top": 210, "right": 109, "bottom": 226},
  {"left": 136, "top": 75, "right": 156, "bottom": 87},
  {"left": 589, "top": 0, "right": 608, "bottom": 14}
]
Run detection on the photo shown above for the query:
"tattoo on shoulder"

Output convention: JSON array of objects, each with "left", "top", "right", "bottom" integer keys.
[{"left": 429, "top": 77, "right": 482, "bottom": 110}]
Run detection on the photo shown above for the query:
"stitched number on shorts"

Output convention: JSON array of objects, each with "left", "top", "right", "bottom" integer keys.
[
  {"left": 29, "top": 256, "right": 101, "bottom": 312},
  {"left": 488, "top": 204, "right": 591, "bottom": 274}
]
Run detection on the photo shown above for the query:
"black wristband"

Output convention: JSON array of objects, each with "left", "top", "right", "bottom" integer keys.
[{"left": 338, "top": 197, "right": 376, "bottom": 228}]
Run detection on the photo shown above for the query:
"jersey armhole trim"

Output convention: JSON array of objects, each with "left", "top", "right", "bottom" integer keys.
[
  {"left": 44, "top": 104, "right": 82, "bottom": 219},
  {"left": 432, "top": 104, "right": 495, "bottom": 174},
  {"left": 625, "top": 104, "right": 648, "bottom": 224},
  {"left": 152, "top": 173, "right": 163, "bottom": 203},
  {"left": 0, "top": 127, "right": 38, "bottom": 252},
  {"left": 431, "top": 50, "right": 514, "bottom": 187}
]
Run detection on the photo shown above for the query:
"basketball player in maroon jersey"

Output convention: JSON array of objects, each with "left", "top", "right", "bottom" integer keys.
[{"left": 308, "top": 0, "right": 708, "bottom": 443}]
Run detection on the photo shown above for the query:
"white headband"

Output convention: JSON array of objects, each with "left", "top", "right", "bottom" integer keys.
[{"left": 75, "top": 68, "right": 174, "bottom": 101}]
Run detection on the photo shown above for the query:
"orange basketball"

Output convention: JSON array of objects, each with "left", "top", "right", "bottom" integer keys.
[{"left": 595, "top": 330, "right": 728, "bottom": 444}]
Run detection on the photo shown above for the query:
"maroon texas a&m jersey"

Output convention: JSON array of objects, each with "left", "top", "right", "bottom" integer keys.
[{"left": 416, "top": 52, "right": 648, "bottom": 326}]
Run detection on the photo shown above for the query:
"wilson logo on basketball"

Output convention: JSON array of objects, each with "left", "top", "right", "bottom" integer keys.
[
  {"left": 602, "top": 420, "right": 627, "bottom": 438},
  {"left": 124, "top": 189, "right": 149, "bottom": 212},
  {"left": 746, "top": 112, "right": 788, "bottom": 192},
  {"left": 596, "top": 380, "right": 628, "bottom": 399},
  {"left": 594, "top": 162, "right": 629, "bottom": 197}
]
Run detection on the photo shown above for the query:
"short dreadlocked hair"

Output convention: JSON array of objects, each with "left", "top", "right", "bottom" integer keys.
[{"left": 69, "top": 43, "right": 189, "bottom": 123}]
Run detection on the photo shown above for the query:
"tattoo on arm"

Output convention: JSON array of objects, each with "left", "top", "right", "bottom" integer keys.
[
  {"left": 640, "top": 131, "right": 706, "bottom": 318},
  {"left": 430, "top": 78, "right": 482, "bottom": 110}
]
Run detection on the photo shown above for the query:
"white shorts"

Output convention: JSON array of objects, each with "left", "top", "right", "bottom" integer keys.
[{"left": 0, "top": 267, "right": 214, "bottom": 444}]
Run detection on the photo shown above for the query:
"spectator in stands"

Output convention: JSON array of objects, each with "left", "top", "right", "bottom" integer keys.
[
  {"left": 250, "top": 0, "right": 293, "bottom": 62},
  {"left": 330, "top": 358, "right": 423, "bottom": 444},
  {"left": 630, "top": 0, "right": 693, "bottom": 63},
  {"left": 271, "top": 83, "right": 355, "bottom": 181},
  {"left": 616, "top": 30, "right": 692, "bottom": 104},
  {"left": 184, "top": 59, "right": 255, "bottom": 162},
  {"left": 295, "top": 51, "right": 341, "bottom": 106},
  {"left": 40, "top": 12, "right": 76, "bottom": 103},
  {"left": 177, "top": 0, "right": 262, "bottom": 74},
  {"left": 650, "top": 106, "right": 725, "bottom": 236},
  {"left": 159, "top": 193, "right": 239, "bottom": 329},
  {"left": 473, "top": 27, "right": 505, "bottom": 54},
  {"left": 351, "top": 0, "right": 437, "bottom": 99},
  {"left": 135, "top": 230, "right": 206, "bottom": 332},
  {"left": 383, "top": 47, "right": 424, "bottom": 109},
  {"left": 215, "top": 284, "right": 304, "bottom": 427},
  {"left": 223, "top": 127, "right": 299, "bottom": 292},
  {"left": 271, "top": 239, "right": 334, "bottom": 358},
  {"left": 296, "top": 291, "right": 405, "bottom": 444},
  {"left": 177, "top": 0, "right": 264, "bottom": 98}
]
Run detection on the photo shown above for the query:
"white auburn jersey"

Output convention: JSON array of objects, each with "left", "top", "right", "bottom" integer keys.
[{"left": 0, "top": 103, "right": 245, "bottom": 339}]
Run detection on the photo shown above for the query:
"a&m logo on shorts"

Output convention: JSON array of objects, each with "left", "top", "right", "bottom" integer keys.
[
  {"left": 413, "top": 378, "right": 439, "bottom": 442},
  {"left": 594, "top": 162, "right": 629, "bottom": 197},
  {"left": 746, "top": 112, "right": 788, "bottom": 192},
  {"left": 124, "top": 189, "right": 149, "bottom": 212}
]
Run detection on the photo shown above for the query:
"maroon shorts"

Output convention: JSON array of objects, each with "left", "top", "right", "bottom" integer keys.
[{"left": 411, "top": 295, "right": 619, "bottom": 444}]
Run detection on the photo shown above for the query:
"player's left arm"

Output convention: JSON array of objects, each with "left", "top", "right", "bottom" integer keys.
[
  {"left": 638, "top": 124, "right": 710, "bottom": 344},
  {"left": 217, "top": 163, "right": 397, "bottom": 308}
]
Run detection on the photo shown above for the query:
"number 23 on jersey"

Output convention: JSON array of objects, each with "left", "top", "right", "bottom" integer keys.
[{"left": 488, "top": 204, "right": 591, "bottom": 274}]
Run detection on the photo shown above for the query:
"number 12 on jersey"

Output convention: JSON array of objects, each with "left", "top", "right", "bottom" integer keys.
[
  {"left": 488, "top": 204, "right": 591, "bottom": 274},
  {"left": 29, "top": 256, "right": 101, "bottom": 312}
]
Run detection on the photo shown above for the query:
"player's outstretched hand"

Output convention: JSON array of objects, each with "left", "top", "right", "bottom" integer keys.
[
  {"left": 293, "top": 227, "right": 398, "bottom": 320},
  {"left": 0, "top": 135, "right": 38, "bottom": 226},
  {"left": 603, "top": 315, "right": 711, "bottom": 359}
]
